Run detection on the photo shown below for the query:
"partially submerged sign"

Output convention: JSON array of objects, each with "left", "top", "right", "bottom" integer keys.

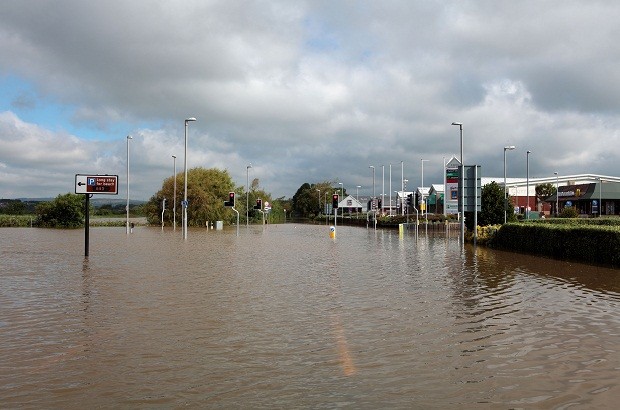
[{"left": 75, "top": 174, "right": 118, "bottom": 195}]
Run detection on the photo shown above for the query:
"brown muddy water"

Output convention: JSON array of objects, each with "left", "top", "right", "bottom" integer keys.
[{"left": 1, "top": 224, "right": 619, "bottom": 408}]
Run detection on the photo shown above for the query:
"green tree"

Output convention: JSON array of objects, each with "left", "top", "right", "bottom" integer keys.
[
  {"left": 144, "top": 167, "right": 237, "bottom": 226},
  {"left": 35, "top": 193, "right": 84, "bottom": 228},
  {"left": 0, "top": 199, "right": 26, "bottom": 215},
  {"left": 292, "top": 181, "right": 337, "bottom": 218},
  {"left": 535, "top": 182, "right": 556, "bottom": 210},
  {"left": 479, "top": 181, "right": 516, "bottom": 226}
]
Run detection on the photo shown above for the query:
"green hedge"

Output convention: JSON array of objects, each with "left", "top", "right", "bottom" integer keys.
[
  {"left": 491, "top": 223, "right": 620, "bottom": 267},
  {"left": 0, "top": 215, "right": 34, "bottom": 227},
  {"left": 525, "top": 218, "right": 620, "bottom": 227}
]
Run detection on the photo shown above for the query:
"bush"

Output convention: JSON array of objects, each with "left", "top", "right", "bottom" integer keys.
[
  {"left": 0, "top": 215, "right": 33, "bottom": 227},
  {"left": 559, "top": 206, "right": 579, "bottom": 218},
  {"left": 466, "top": 224, "right": 501, "bottom": 245},
  {"left": 35, "top": 193, "right": 84, "bottom": 228}
]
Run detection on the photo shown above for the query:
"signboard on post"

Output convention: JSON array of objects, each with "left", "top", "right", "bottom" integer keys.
[
  {"left": 445, "top": 157, "right": 461, "bottom": 215},
  {"left": 75, "top": 174, "right": 118, "bottom": 195},
  {"left": 74, "top": 174, "right": 119, "bottom": 258},
  {"left": 459, "top": 165, "right": 481, "bottom": 213}
]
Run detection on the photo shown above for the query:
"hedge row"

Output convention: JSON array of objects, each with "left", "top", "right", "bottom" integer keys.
[
  {"left": 491, "top": 223, "right": 620, "bottom": 267},
  {"left": 0, "top": 215, "right": 34, "bottom": 227},
  {"left": 525, "top": 218, "right": 620, "bottom": 227}
]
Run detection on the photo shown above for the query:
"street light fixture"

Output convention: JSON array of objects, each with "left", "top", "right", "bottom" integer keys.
[
  {"left": 183, "top": 117, "right": 196, "bottom": 240},
  {"left": 246, "top": 163, "right": 252, "bottom": 227},
  {"left": 126, "top": 135, "right": 132, "bottom": 235},
  {"left": 503, "top": 145, "right": 516, "bottom": 224},
  {"left": 526, "top": 151, "right": 531, "bottom": 220},
  {"left": 172, "top": 155, "right": 177, "bottom": 230},
  {"left": 451, "top": 122, "right": 464, "bottom": 244}
]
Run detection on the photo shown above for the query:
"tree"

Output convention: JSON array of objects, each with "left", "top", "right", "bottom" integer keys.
[
  {"left": 535, "top": 183, "right": 556, "bottom": 210},
  {"left": 478, "top": 181, "right": 516, "bottom": 226},
  {"left": 291, "top": 181, "right": 336, "bottom": 218},
  {"left": 144, "top": 167, "right": 237, "bottom": 226},
  {"left": 35, "top": 193, "right": 84, "bottom": 228},
  {"left": 0, "top": 199, "right": 26, "bottom": 215}
]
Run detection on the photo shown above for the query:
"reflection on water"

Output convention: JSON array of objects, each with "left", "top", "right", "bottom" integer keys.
[{"left": 1, "top": 225, "right": 619, "bottom": 408}]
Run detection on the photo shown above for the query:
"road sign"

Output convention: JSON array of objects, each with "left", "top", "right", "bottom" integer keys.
[{"left": 75, "top": 174, "right": 118, "bottom": 195}]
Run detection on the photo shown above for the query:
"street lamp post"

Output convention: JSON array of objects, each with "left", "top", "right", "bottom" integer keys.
[
  {"left": 183, "top": 117, "right": 196, "bottom": 240},
  {"left": 389, "top": 164, "right": 392, "bottom": 216},
  {"left": 381, "top": 165, "right": 385, "bottom": 214},
  {"left": 316, "top": 189, "right": 321, "bottom": 217},
  {"left": 443, "top": 156, "right": 447, "bottom": 217},
  {"left": 451, "top": 122, "right": 464, "bottom": 244},
  {"left": 356, "top": 185, "right": 361, "bottom": 217},
  {"left": 172, "top": 155, "right": 177, "bottom": 230},
  {"left": 526, "top": 150, "right": 531, "bottom": 220},
  {"left": 401, "top": 161, "right": 404, "bottom": 216},
  {"left": 503, "top": 145, "right": 516, "bottom": 224},
  {"left": 369, "top": 166, "right": 375, "bottom": 208},
  {"left": 338, "top": 182, "right": 343, "bottom": 223},
  {"left": 324, "top": 192, "right": 328, "bottom": 225},
  {"left": 554, "top": 172, "right": 559, "bottom": 216},
  {"left": 126, "top": 135, "right": 132, "bottom": 234},
  {"left": 598, "top": 177, "right": 603, "bottom": 217},
  {"left": 421, "top": 159, "right": 429, "bottom": 217},
  {"left": 246, "top": 164, "right": 252, "bottom": 227}
]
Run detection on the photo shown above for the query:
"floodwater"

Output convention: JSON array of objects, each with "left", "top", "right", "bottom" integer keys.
[{"left": 1, "top": 224, "right": 619, "bottom": 408}]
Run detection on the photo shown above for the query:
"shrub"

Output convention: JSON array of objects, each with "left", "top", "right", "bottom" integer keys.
[{"left": 559, "top": 206, "right": 579, "bottom": 218}]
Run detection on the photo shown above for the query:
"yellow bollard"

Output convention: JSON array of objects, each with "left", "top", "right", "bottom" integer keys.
[{"left": 329, "top": 225, "right": 336, "bottom": 239}]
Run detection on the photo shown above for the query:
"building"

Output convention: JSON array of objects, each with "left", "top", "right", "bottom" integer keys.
[
  {"left": 337, "top": 195, "right": 364, "bottom": 214},
  {"left": 485, "top": 174, "right": 620, "bottom": 216}
]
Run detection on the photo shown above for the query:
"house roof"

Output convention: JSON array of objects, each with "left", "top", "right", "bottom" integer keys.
[
  {"left": 545, "top": 181, "right": 620, "bottom": 202},
  {"left": 338, "top": 195, "right": 364, "bottom": 208}
]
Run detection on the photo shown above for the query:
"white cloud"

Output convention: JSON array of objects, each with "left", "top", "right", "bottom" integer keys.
[{"left": 1, "top": 1, "right": 620, "bottom": 199}]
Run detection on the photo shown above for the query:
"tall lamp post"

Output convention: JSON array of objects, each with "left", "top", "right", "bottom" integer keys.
[
  {"left": 503, "top": 145, "right": 516, "bottom": 224},
  {"left": 246, "top": 163, "right": 252, "bottom": 227},
  {"left": 183, "top": 117, "right": 196, "bottom": 240},
  {"left": 554, "top": 172, "right": 559, "bottom": 216},
  {"left": 324, "top": 192, "right": 328, "bottom": 225},
  {"left": 451, "top": 122, "right": 464, "bottom": 244},
  {"left": 369, "top": 166, "right": 375, "bottom": 209},
  {"left": 381, "top": 165, "right": 385, "bottom": 214},
  {"left": 172, "top": 155, "right": 177, "bottom": 230},
  {"left": 421, "top": 159, "right": 429, "bottom": 216},
  {"left": 126, "top": 135, "right": 132, "bottom": 235},
  {"left": 598, "top": 177, "right": 603, "bottom": 217},
  {"left": 316, "top": 189, "right": 321, "bottom": 217},
  {"left": 400, "top": 161, "right": 404, "bottom": 216},
  {"left": 389, "top": 164, "right": 392, "bottom": 216},
  {"left": 338, "top": 182, "right": 343, "bottom": 223},
  {"left": 526, "top": 150, "right": 531, "bottom": 220}
]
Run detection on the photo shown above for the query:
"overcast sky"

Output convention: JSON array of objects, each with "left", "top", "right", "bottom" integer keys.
[{"left": 1, "top": 0, "right": 619, "bottom": 200}]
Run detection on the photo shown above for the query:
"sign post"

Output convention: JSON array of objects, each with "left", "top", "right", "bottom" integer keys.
[{"left": 75, "top": 174, "right": 118, "bottom": 257}]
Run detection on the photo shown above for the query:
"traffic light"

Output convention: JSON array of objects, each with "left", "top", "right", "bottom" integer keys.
[
  {"left": 407, "top": 193, "right": 413, "bottom": 207},
  {"left": 332, "top": 194, "right": 339, "bottom": 209},
  {"left": 224, "top": 192, "right": 235, "bottom": 207},
  {"left": 254, "top": 198, "right": 262, "bottom": 210}
]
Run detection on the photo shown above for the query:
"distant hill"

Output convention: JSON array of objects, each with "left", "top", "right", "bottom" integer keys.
[{"left": 13, "top": 198, "right": 146, "bottom": 207}]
